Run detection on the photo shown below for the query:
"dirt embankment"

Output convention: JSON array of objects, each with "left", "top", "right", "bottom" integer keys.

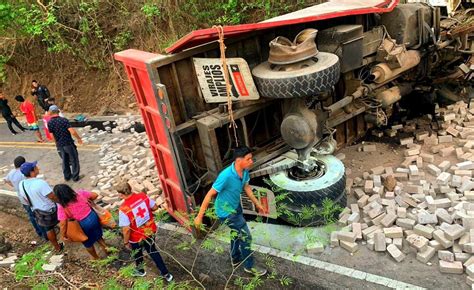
[{"left": 1, "top": 1, "right": 319, "bottom": 115}]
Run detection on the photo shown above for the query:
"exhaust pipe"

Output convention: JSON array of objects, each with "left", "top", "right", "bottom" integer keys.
[
  {"left": 370, "top": 51, "right": 421, "bottom": 83},
  {"left": 375, "top": 83, "right": 414, "bottom": 108}
]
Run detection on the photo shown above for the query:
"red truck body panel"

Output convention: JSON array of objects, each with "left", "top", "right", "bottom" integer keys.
[{"left": 166, "top": 0, "right": 399, "bottom": 53}]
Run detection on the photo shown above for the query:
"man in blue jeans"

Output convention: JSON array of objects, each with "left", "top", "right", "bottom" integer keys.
[
  {"left": 3, "top": 156, "right": 46, "bottom": 239},
  {"left": 195, "top": 147, "right": 268, "bottom": 276}
]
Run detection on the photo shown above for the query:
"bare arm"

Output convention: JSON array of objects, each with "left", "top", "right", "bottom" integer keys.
[
  {"left": 244, "top": 184, "right": 266, "bottom": 214},
  {"left": 89, "top": 192, "right": 98, "bottom": 200},
  {"left": 194, "top": 188, "right": 218, "bottom": 227},
  {"left": 46, "top": 192, "right": 57, "bottom": 203},
  {"left": 122, "top": 226, "right": 131, "bottom": 245},
  {"left": 59, "top": 220, "right": 68, "bottom": 240},
  {"left": 4, "top": 180, "right": 13, "bottom": 188},
  {"left": 68, "top": 128, "right": 83, "bottom": 145}
]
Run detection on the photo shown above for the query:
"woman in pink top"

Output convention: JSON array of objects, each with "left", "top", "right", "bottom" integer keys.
[{"left": 54, "top": 184, "right": 109, "bottom": 259}]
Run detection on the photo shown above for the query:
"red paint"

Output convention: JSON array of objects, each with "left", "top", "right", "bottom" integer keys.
[
  {"left": 232, "top": 71, "right": 249, "bottom": 96},
  {"left": 114, "top": 49, "right": 190, "bottom": 227},
  {"left": 166, "top": 0, "right": 399, "bottom": 53}
]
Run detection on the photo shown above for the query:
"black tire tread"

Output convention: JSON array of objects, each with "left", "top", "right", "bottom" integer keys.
[{"left": 253, "top": 61, "right": 340, "bottom": 99}]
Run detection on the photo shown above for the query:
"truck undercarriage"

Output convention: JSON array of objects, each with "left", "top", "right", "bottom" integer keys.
[{"left": 115, "top": 0, "right": 474, "bottom": 229}]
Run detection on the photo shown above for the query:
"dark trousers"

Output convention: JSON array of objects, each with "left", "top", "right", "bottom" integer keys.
[
  {"left": 220, "top": 206, "right": 254, "bottom": 269},
  {"left": 4, "top": 115, "right": 25, "bottom": 134},
  {"left": 58, "top": 144, "right": 80, "bottom": 180},
  {"left": 130, "top": 236, "right": 169, "bottom": 276},
  {"left": 22, "top": 204, "right": 47, "bottom": 240}
]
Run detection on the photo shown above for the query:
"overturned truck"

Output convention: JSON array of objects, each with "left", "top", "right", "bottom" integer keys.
[{"left": 115, "top": 0, "right": 474, "bottom": 228}]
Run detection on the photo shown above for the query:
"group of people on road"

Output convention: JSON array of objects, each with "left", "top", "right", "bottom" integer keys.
[
  {"left": 1, "top": 81, "right": 83, "bottom": 183},
  {"left": 2, "top": 80, "right": 268, "bottom": 280},
  {"left": 4, "top": 157, "right": 174, "bottom": 281}
]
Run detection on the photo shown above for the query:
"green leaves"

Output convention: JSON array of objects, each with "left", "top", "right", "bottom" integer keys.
[
  {"left": 14, "top": 244, "right": 50, "bottom": 282},
  {"left": 141, "top": 4, "right": 161, "bottom": 19}
]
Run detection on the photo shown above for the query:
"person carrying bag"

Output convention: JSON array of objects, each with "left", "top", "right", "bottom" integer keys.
[
  {"left": 62, "top": 207, "right": 88, "bottom": 242},
  {"left": 17, "top": 161, "right": 63, "bottom": 253},
  {"left": 54, "top": 184, "right": 110, "bottom": 260}
]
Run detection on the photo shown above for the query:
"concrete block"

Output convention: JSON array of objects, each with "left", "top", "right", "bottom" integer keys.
[
  {"left": 374, "top": 232, "right": 386, "bottom": 252},
  {"left": 427, "top": 164, "right": 442, "bottom": 176},
  {"left": 465, "top": 256, "right": 474, "bottom": 268},
  {"left": 437, "top": 172, "right": 451, "bottom": 185},
  {"left": 436, "top": 208, "right": 453, "bottom": 224},
  {"left": 381, "top": 213, "right": 397, "bottom": 227},
  {"left": 438, "top": 250, "right": 455, "bottom": 262},
  {"left": 457, "top": 161, "right": 474, "bottom": 170},
  {"left": 387, "top": 244, "right": 405, "bottom": 262},
  {"left": 414, "top": 224, "right": 435, "bottom": 239},
  {"left": 397, "top": 207, "right": 407, "bottom": 218},
  {"left": 439, "top": 161, "right": 451, "bottom": 172},
  {"left": 467, "top": 264, "right": 474, "bottom": 279},
  {"left": 459, "top": 180, "right": 474, "bottom": 192},
  {"left": 340, "top": 241, "right": 359, "bottom": 253},
  {"left": 347, "top": 212, "right": 360, "bottom": 224},
  {"left": 330, "top": 232, "right": 339, "bottom": 247},
  {"left": 352, "top": 223, "right": 362, "bottom": 240},
  {"left": 371, "top": 166, "right": 385, "bottom": 175},
  {"left": 396, "top": 218, "right": 416, "bottom": 230},
  {"left": 42, "top": 264, "right": 58, "bottom": 272},
  {"left": 454, "top": 252, "right": 471, "bottom": 263},
  {"left": 400, "top": 137, "right": 414, "bottom": 145},
  {"left": 357, "top": 195, "right": 369, "bottom": 208},
  {"left": 433, "top": 229, "right": 454, "bottom": 248},
  {"left": 383, "top": 227, "right": 404, "bottom": 238},
  {"left": 440, "top": 222, "right": 466, "bottom": 240},
  {"left": 393, "top": 237, "right": 403, "bottom": 250},
  {"left": 306, "top": 242, "right": 324, "bottom": 254},
  {"left": 439, "top": 135, "right": 453, "bottom": 143},
  {"left": 362, "top": 144, "right": 377, "bottom": 152},
  {"left": 417, "top": 246, "right": 436, "bottom": 264},
  {"left": 337, "top": 231, "right": 357, "bottom": 243},
  {"left": 439, "top": 260, "right": 463, "bottom": 274},
  {"left": 417, "top": 212, "right": 438, "bottom": 225},
  {"left": 406, "top": 234, "right": 429, "bottom": 252},
  {"left": 420, "top": 153, "right": 435, "bottom": 163}
]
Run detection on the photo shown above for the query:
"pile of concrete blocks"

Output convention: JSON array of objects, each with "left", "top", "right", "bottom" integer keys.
[
  {"left": 0, "top": 253, "right": 17, "bottom": 268},
  {"left": 89, "top": 130, "right": 163, "bottom": 210},
  {"left": 79, "top": 114, "right": 144, "bottom": 144},
  {"left": 334, "top": 100, "right": 474, "bottom": 285},
  {"left": 42, "top": 254, "right": 64, "bottom": 272}
]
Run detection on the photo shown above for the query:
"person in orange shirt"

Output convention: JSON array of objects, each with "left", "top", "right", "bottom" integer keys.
[{"left": 15, "top": 95, "right": 44, "bottom": 143}]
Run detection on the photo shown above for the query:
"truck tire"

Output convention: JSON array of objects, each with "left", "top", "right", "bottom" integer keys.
[
  {"left": 279, "top": 191, "right": 347, "bottom": 227},
  {"left": 252, "top": 52, "right": 340, "bottom": 99},
  {"left": 269, "top": 154, "right": 346, "bottom": 226}
]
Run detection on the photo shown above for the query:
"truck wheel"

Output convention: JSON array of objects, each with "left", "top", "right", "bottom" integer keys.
[
  {"left": 269, "top": 154, "right": 346, "bottom": 226},
  {"left": 279, "top": 191, "right": 347, "bottom": 227},
  {"left": 252, "top": 52, "right": 340, "bottom": 99}
]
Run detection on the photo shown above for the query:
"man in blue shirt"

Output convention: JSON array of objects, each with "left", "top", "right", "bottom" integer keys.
[
  {"left": 4, "top": 156, "right": 46, "bottom": 239},
  {"left": 195, "top": 147, "right": 267, "bottom": 276}
]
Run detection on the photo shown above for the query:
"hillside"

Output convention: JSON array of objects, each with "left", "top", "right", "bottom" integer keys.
[{"left": 0, "top": 0, "right": 320, "bottom": 114}]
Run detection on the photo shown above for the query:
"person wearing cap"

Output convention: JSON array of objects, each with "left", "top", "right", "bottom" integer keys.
[
  {"left": 0, "top": 92, "right": 26, "bottom": 135},
  {"left": 4, "top": 156, "right": 46, "bottom": 239},
  {"left": 47, "top": 105, "right": 83, "bottom": 182},
  {"left": 18, "top": 161, "right": 63, "bottom": 252},
  {"left": 14, "top": 95, "right": 44, "bottom": 142}
]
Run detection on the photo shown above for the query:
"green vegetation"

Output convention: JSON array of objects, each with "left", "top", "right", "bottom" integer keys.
[{"left": 0, "top": 0, "right": 319, "bottom": 84}]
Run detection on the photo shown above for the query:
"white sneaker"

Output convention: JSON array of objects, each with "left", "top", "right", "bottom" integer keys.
[{"left": 164, "top": 273, "right": 173, "bottom": 282}]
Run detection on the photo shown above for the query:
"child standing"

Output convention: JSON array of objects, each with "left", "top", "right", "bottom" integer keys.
[
  {"left": 117, "top": 181, "right": 173, "bottom": 281},
  {"left": 15, "top": 95, "right": 44, "bottom": 142}
]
